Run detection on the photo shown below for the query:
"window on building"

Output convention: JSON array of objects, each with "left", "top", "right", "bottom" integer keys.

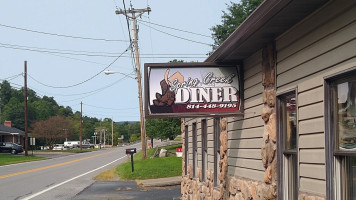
[
  {"left": 277, "top": 90, "right": 298, "bottom": 200},
  {"left": 201, "top": 119, "right": 208, "bottom": 181},
  {"left": 325, "top": 68, "right": 356, "bottom": 200},
  {"left": 192, "top": 123, "right": 197, "bottom": 178},
  {"left": 185, "top": 125, "right": 188, "bottom": 176},
  {"left": 214, "top": 118, "right": 221, "bottom": 187}
]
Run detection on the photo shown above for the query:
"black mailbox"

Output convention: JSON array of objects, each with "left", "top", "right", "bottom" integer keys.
[
  {"left": 126, "top": 148, "right": 136, "bottom": 154},
  {"left": 125, "top": 148, "right": 136, "bottom": 172}
]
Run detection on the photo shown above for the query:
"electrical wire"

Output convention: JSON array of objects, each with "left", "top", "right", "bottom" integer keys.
[
  {"left": 0, "top": 73, "right": 23, "bottom": 81},
  {"left": 0, "top": 42, "right": 206, "bottom": 57},
  {"left": 138, "top": 21, "right": 213, "bottom": 46},
  {"left": 0, "top": 43, "right": 206, "bottom": 58},
  {"left": 0, "top": 42, "right": 130, "bottom": 58},
  {"left": 27, "top": 44, "right": 131, "bottom": 89},
  {"left": 139, "top": 18, "right": 212, "bottom": 38},
  {"left": 122, "top": 0, "right": 136, "bottom": 71},
  {"left": 0, "top": 23, "right": 128, "bottom": 42},
  {"left": 25, "top": 71, "right": 135, "bottom": 98},
  {"left": 84, "top": 103, "right": 138, "bottom": 111},
  {"left": 145, "top": 5, "right": 155, "bottom": 62},
  {"left": 59, "top": 75, "right": 127, "bottom": 103}
]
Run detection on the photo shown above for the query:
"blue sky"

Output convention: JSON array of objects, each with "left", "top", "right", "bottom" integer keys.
[{"left": 0, "top": 0, "right": 234, "bottom": 122}]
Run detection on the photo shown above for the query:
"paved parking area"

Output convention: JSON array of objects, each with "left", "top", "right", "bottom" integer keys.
[{"left": 73, "top": 181, "right": 181, "bottom": 200}]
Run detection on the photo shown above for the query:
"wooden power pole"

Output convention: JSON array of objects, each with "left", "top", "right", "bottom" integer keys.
[
  {"left": 80, "top": 101, "right": 83, "bottom": 151},
  {"left": 24, "top": 61, "right": 28, "bottom": 156},
  {"left": 115, "top": 5, "right": 151, "bottom": 159}
]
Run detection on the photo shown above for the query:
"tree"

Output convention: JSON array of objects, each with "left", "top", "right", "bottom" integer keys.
[
  {"left": 211, "top": 0, "right": 263, "bottom": 50},
  {"left": 146, "top": 118, "right": 181, "bottom": 147},
  {"left": 32, "top": 116, "right": 75, "bottom": 149},
  {"left": 0, "top": 80, "right": 12, "bottom": 106},
  {"left": 2, "top": 97, "right": 25, "bottom": 129},
  {"left": 129, "top": 134, "right": 139, "bottom": 143}
]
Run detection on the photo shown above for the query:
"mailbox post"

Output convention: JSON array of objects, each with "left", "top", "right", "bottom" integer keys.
[{"left": 125, "top": 148, "right": 137, "bottom": 172}]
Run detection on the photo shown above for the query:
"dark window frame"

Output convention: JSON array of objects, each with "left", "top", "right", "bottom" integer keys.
[
  {"left": 277, "top": 89, "right": 298, "bottom": 200},
  {"left": 325, "top": 67, "right": 356, "bottom": 200},
  {"left": 192, "top": 122, "right": 197, "bottom": 178},
  {"left": 185, "top": 125, "right": 188, "bottom": 176},
  {"left": 201, "top": 119, "right": 208, "bottom": 181},
  {"left": 213, "top": 117, "right": 221, "bottom": 187}
]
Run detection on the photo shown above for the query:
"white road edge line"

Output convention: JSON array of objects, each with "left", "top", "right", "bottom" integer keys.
[{"left": 21, "top": 155, "right": 127, "bottom": 200}]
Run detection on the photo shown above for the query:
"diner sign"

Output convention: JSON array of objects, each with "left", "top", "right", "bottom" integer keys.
[{"left": 144, "top": 63, "right": 242, "bottom": 118}]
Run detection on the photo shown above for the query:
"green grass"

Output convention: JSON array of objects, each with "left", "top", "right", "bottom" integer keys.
[
  {"left": 0, "top": 154, "right": 47, "bottom": 166},
  {"left": 117, "top": 144, "right": 182, "bottom": 180}
]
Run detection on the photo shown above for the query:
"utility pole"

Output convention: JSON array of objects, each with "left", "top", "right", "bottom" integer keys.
[
  {"left": 111, "top": 118, "right": 114, "bottom": 146},
  {"left": 104, "top": 129, "right": 106, "bottom": 147},
  {"left": 116, "top": 5, "right": 150, "bottom": 159},
  {"left": 80, "top": 101, "right": 83, "bottom": 151},
  {"left": 24, "top": 61, "right": 28, "bottom": 156}
]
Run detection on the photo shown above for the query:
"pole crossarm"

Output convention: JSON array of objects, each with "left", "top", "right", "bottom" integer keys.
[{"left": 115, "top": 7, "right": 151, "bottom": 19}]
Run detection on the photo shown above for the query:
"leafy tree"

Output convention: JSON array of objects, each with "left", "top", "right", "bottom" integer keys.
[
  {"left": 2, "top": 97, "right": 24, "bottom": 129},
  {"left": 32, "top": 116, "right": 75, "bottom": 149},
  {"left": 32, "top": 99, "right": 56, "bottom": 121},
  {"left": 146, "top": 118, "right": 181, "bottom": 147},
  {"left": 58, "top": 106, "right": 73, "bottom": 117},
  {"left": 0, "top": 80, "right": 121, "bottom": 148},
  {"left": 169, "top": 59, "right": 184, "bottom": 63},
  {"left": 118, "top": 122, "right": 129, "bottom": 142},
  {"left": 129, "top": 134, "right": 139, "bottom": 143},
  {"left": 211, "top": 0, "right": 263, "bottom": 50},
  {"left": 0, "top": 80, "right": 12, "bottom": 106}
]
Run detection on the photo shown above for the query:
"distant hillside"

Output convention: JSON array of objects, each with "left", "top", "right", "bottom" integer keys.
[{"left": 115, "top": 121, "right": 139, "bottom": 125}]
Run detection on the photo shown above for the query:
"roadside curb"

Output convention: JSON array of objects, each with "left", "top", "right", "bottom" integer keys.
[{"left": 137, "top": 176, "right": 181, "bottom": 188}]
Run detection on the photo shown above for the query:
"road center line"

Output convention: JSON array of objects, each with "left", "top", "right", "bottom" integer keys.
[
  {"left": 20, "top": 155, "right": 127, "bottom": 200},
  {"left": 0, "top": 151, "right": 115, "bottom": 179}
]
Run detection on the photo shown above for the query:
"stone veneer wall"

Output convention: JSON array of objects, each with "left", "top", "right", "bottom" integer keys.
[
  {"left": 180, "top": 114, "right": 278, "bottom": 200},
  {"left": 181, "top": 117, "right": 228, "bottom": 200},
  {"left": 180, "top": 43, "right": 325, "bottom": 199}
]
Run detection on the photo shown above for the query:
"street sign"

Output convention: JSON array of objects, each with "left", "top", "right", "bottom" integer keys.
[{"left": 30, "top": 137, "right": 35, "bottom": 146}]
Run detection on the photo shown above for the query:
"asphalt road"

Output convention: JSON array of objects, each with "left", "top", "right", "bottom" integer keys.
[{"left": 0, "top": 143, "right": 142, "bottom": 200}]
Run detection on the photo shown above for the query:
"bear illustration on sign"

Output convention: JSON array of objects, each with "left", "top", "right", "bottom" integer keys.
[{"left": 152, "top": 69, "right": 183, "bottom": 107}]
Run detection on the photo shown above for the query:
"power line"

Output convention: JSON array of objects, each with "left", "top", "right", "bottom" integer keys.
[
  {"left": 1, "top": 42, "right": 206, "bottom": 56},
  {"left": 27, "top": 44, "right": 131, "bottom": 89},
  {"left": 59, "top": 75, "right": 127, "bottom": 103},
  {"left": 84, "top": 103, "right": 138, "bottom": 111},
  {"left": 27, "top": 71, "right": 135, "bottom": 97},
  {"left": 0, "top": 23, "right": 128, "bottom": 42},
  {"left": 122, "top": 0, "right": 135, "bottom": 66},
  {"left": 138, "top": 18, "right": 212, "bottom": 38},
  {"left": 0, "top": 42, "right": 129, "bottom": 58},
  {"left": 0, "top": 42, "right": 206, "bottom": 58},
  {"left": 0, "top": 73, "right": 23, "bottom": 81},
  {"left": 138, "top": 21, "right": 213, "bottom": 46}
]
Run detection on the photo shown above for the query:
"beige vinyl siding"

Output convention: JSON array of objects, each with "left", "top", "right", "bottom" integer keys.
[
  {"left": 196, "top": 121, "right": 202, "bottom": 168},
  {"left": 227, "top": 50, "right": 265, "bottom": 182},
  {"left": 186, "top": 119, "right": 193, "bottom": 166},
  {"left": 276, "top": 0, "right": 356, "bottom": 196},
  {"left": 206, "top": 118, "right": 215, "bottom": 171},
  {"left": 186, "top": 118, "right": 216, "bottom": 171}
]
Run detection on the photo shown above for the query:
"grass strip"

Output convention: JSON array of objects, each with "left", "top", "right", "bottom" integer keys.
[
  {"left": 0, "top": 154, "right": 46, "bottom": 166},
  {"left": 116, "top": 144, "right": 182, "bottom": 180}
]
